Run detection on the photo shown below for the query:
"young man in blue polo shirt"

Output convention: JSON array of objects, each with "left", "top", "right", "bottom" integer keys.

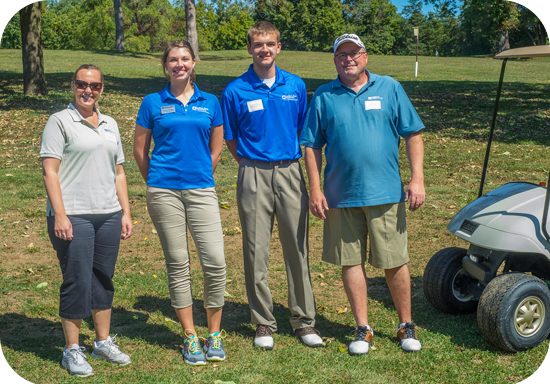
[
  {"left": 301, "top": 34, "right": 425, "bottom": 355},
  {"left": 221, "top": 21, "right": 322, "bottom": 350}
]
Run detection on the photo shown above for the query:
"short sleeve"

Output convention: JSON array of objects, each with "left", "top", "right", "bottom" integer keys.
[
  {"left": 394, "top": 83, "right": 424, "bottom": 138},
  {"left": 136, "top": 95, "right": 154, "bottom": 130},
  {"left": 299, "top": 90, "right": 327, "bottom": 149},
  {"left": 221, "top": 88, "right": 238, "bottom": 140},
  {"left": 40, "top": 115, "right": 66, "bottom": 160},
  {"left": 211, "top": 96, "right": 223, "bottom": 127}
]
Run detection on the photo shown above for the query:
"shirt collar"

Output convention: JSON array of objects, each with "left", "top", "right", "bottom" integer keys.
[
  {"left": 159, "top": 83, "right": 206, "bottom": 103},
  {"left": 246, "top": 64, "right": 286, "bottom": 90},
  {"left": 67, "top": 103, "right": 106, "bottom": 125},
  {"left": 332, "top": 69, "right": 377, "bottom": 91}
]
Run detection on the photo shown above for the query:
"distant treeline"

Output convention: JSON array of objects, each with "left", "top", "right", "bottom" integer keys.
[{"left": 1, "top": 0, "right": 547, "bottom": 56}]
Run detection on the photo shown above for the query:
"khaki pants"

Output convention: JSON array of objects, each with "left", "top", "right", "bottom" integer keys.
[
  {"left": 237, "top": 158, "right": 316, "bottom": 332},
  {"left": 146, "top": 186, "right": 226, "bottom": 309}
]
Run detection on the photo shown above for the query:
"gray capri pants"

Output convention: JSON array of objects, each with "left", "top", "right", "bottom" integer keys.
[
  {"left": 146, "top": 186, "right": 226, "bottom": 309},
  {"left": 47, "top": 211, "right": 122, "bottom": 319}
]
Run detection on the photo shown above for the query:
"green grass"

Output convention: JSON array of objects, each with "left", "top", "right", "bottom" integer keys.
[{"left": 1, "top": 48, "right": 550, "bottom": 383}]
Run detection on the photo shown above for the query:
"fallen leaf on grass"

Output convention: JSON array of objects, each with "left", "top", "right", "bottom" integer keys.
[
  {"left": 12, "top": 220, "right": 20, "bottom": 224},
  {"left": 234, "top": 226, "right": 242, "bottom": 234},
  {"left": 338, "top": 346, "right": 346, "bottom": 353},
  {"left": 139, "top": 271, "right": 145, "bottom": 275},
  {"left": 27, "top": 243, "right": 34, "bottom": 248},
  {"left": 232, "top": 184, "right": 237, "bottom": 187},
  {"left": 153, "top": 275, "right": 157, "bottom": 278},
  {"left": 27, "top": 268, "right": 34, "bottom": 274},
  {"left": 214, "top": 381, "right": 236, "bottom": 384},
  {"left": 337, "top": 307, "right": 347, "bottom": 314},
  {"left": 165, "top": 317, "right": 177, "bottom": 324},
  {"left": 316, "top": 306, "right": 325, "bottom": 311},
  {"left": 134, "top": 221, "right": 138, "bottom": 224},
  {"left": 36, "top": 282, "right": 48, "bottom": 289},
  {"left": 21, "top": 234, "right": 30, "bottom": 238},
  {"left": 220, "top": 204, "right": 231, "bottom": 210},
  {"left": 319, "top": 273, "right": 324, "bottom": 278},
  {"left": 371, "top": 346, "right": 377, "bottom": 351},
  {"left": 5, "top": 174, "right": 13, "bottom": 177},
  {"left": 224, "top": 291, "right": 233, "bottom": 298},
  {"left": 152, "top": 229, "right": 157, "bottom": 234},
  {"left": 220, "top": 201, "right": 229, "bottom": 205}
]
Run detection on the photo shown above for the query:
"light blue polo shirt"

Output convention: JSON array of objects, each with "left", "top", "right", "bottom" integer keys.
[
  {"left": 136, "top": 84, "right": 223, "bottom": 190},
  {"left": 221, "top": 64, "right": 307, "bottom": 161},
  {"left": 300, "top": 71, "right": 424, "bottom": 208}
]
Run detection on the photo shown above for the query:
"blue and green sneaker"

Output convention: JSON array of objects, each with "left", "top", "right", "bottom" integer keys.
[
  {"left": 182, "top": 332, "right": 207, "bottom": 366},
  {"left": 203, "top": 330, "right": 226, "bottom": 361}
]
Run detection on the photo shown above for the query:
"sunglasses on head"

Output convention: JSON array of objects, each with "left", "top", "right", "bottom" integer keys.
[{"left": 74, "top": 80, "right": 102, "bottom": 91}]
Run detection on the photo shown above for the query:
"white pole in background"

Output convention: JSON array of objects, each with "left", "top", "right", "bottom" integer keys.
[{"left": 413, "top": 27, "right": 419, "bottom": 78}]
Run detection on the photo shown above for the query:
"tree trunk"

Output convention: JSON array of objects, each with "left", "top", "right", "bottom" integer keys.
[
  {"left": 19, "top": 3, "right": 47, "bottom": 96},
  {"left": 113, "top": 0, "right": 124, "bottom": 50},
  {"left": 497, "top": 29, "right": 510, "bottom": 53},
  {"left": 185, "top": 0, "right": 200, "bottom": 61}
]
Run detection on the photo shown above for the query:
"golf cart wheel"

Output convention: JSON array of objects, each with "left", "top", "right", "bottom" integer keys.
[
  {"left": 423, "top": 247, "right": 478, "bottom": 314},
  {"left": 477, "top": 273, "right": 550, "bottom": 352}
]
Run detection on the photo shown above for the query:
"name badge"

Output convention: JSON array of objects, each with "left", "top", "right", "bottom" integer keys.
[
  {"left": 161, "top": 105, "right": 176, "bottom": 114},
  {"left": 365, "top": 100, "right": 381, "bottom": 110},
  {"left": 247, "top": 99, "right": 264, "bottom": 113}
]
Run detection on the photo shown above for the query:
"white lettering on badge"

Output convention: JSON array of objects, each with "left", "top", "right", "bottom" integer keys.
[
  {"left": 365, "top": 100, "right": 381, "bottom": 110},
  {"left": 247, "top": 99, "right": 264, "bottom": 113},
  {"left": 161, "top": 105, "right": 176, "bottom": 114}
]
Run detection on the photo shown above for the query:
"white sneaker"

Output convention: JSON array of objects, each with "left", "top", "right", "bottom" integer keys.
[
  {"left": 62, "top": 344, "right": 94, "bottom": 377},
  {"left": 91, "top": 335, "right": 132, "bottom": 365},
  {"left": 349, "top": 325, "right": 373, "bottom": 355},
  {"left": 294, "top": 327, "right": 323, "bottom": 348},
  {"left": 254, "top": 325, "right": 274, "bottom": 350},
  {"left": 397, "top": 323, "right": 421, "bottom": 352}
]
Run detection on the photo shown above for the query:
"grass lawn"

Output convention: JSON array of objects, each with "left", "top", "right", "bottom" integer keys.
[{"left": 1, "top": 48, "right": 550, "bottom": 384}]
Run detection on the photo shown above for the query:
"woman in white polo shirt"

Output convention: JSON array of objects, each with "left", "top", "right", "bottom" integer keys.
[
  {"left": 133, "top": 40, "right": 226, "bottom": 366},
  {"left": 41, "top": 64, "right": 133, "bottom": 377}
]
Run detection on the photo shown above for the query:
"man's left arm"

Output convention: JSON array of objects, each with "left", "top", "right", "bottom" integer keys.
[{"left": 405, "top": 131, "right": 425, "bottom": 211}]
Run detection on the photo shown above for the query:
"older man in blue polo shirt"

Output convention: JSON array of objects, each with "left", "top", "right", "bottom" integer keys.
[
  {"left": 221, "top": 21, "right": 322, "bottom": 350},
  {"left": 301, "top": 34, "right": 425, "bottom": 355}
]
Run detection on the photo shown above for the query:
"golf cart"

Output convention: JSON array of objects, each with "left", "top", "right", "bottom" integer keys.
[{"left": 423, "top": 45, "right": 550, "bottom": 352}]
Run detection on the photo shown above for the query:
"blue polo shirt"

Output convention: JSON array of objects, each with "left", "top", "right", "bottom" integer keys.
[
  {"left": 300, "top": 71, "right": 424, "bottom": 208},
  {"left": 136, "top": 84, "right": 223, "bottom": 190},
  {"left": 221, "top": 64, "right": 307, "bottom": 161}
]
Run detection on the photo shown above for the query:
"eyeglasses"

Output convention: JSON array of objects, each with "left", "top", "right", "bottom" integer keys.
[
  {"left": 335, "top": 50, "right": 365, "bottom": 61},
  {"left": 74, "top": 80, "right": 102, "bottom": 92}
]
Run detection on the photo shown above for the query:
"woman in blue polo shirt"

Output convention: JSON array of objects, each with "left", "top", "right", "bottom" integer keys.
[{"left": 133, "top": 40, "right": 226, "bottom": 366}]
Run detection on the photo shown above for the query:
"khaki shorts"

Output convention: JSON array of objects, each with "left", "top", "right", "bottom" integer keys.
[{"left": 322, "top": 202, "right": 408, "bottom": 269}]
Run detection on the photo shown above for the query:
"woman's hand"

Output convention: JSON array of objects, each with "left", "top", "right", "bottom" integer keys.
[
  {"left": 120, "top": 213, "right": 133, "bottom": 240},
  {"left": 54, "top": 214, "right": 73, "bottom": 241}
]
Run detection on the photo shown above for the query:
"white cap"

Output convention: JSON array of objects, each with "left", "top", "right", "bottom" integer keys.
[{"left": 333, "top": 34, "right": 365, "bottom": 53}]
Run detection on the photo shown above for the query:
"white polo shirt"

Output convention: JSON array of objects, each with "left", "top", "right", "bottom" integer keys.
[{"left": 40, "top": 104, "right": 125, "bottom": 216}]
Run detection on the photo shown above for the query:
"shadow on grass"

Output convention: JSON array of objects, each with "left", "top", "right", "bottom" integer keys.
[
  {"left": 363, "top": 275, "right": 510, "bottom": 352},
  {"left": 2, "top": 67, "right": 549, "bottom": 146},
  {"left": 131, "top": 295, "right": 368, "bottom": 347}
]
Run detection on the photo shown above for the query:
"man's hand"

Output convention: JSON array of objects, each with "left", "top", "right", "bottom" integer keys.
[
  {"left": 405, "top": 178, "right": 425, "bottom": 211},
  {"left": 309, "top": 189, "right": 329, "bottom": 219},
  {"left": 121, "top": 214, "right": 133, "bottom": 240}
]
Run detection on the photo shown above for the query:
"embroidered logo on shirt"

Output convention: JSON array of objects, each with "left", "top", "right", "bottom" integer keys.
[
  {"left": 367, "top": 96, "right": 384, "bottom": 100},
  {"left": 192, "top": 106, "right": 209, "bottom": 113},
  {"left": 282, "top": 95, "right": 298, "bottom": 101}
]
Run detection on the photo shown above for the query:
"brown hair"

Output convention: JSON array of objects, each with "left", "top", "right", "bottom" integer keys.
[
  {"left": 247, "top": 21, "right": 280, "bottom": 45},
  {"left": 72, "top": 64, "right": 103, "bottom": 110},
  {"left": 161, "top": 40, "right": 196, "bottom": 84}
]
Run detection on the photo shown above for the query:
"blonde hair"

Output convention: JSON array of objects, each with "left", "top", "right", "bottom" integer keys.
[{"left": 247, "top": 21, "right": 280, "bottom": 45}]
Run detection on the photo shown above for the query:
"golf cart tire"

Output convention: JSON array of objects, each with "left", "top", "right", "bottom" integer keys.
[
  {"left": 477, "top": 273, "right": 550, "bottom": 352},
  {"left": 423, "top": 247, "right": 478, "bottom": 314}
]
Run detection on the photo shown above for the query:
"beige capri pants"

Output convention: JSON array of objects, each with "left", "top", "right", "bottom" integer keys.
[{"left": 146, "top": 186, "right": 226, "bottom": 309}]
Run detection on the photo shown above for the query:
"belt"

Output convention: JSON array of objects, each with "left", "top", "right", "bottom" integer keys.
[{"left": 251, "top": 159, "right": 299, "bottom": 165}]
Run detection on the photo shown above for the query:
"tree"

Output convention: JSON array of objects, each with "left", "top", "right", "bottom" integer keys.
[
  {"left": 185, "top": 0, "right": 200, "bottom": 59},
  {"left": 19, "top": 2, "right": 47, "bottom": 96},
  {"left": 255, "top": 0, "right": 345, "bottom": 51},
  {"left": 114, "top": 0, "right": 125, "bottom": 50}
]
